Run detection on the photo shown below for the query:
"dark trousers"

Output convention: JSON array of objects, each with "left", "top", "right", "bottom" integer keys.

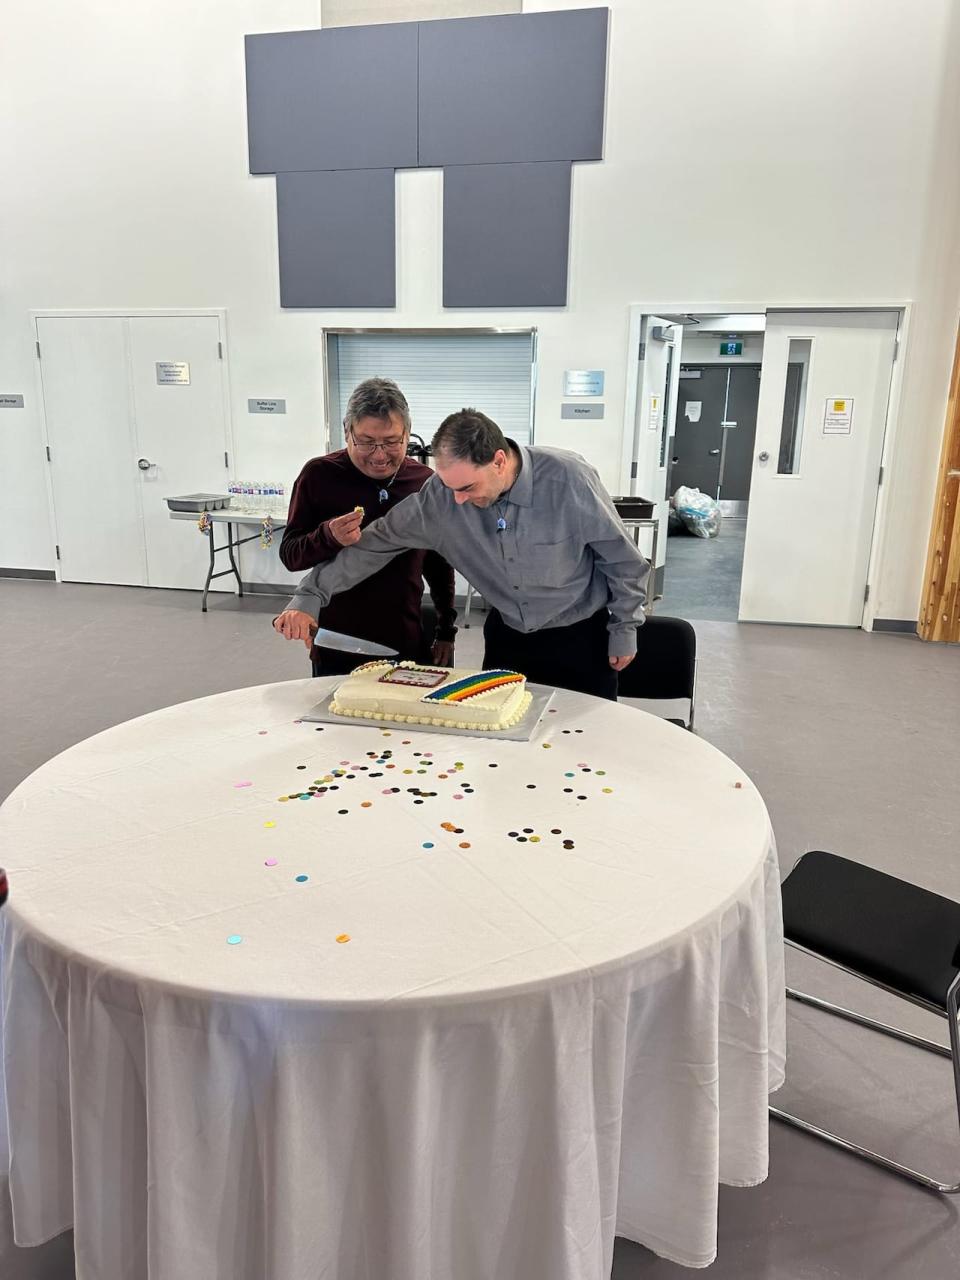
[
  {"left": 311, "top": 648, "right": 368, "bottom": 678},
  {"left": 483, "top": 607, "right": 618, "bottom": 701}
]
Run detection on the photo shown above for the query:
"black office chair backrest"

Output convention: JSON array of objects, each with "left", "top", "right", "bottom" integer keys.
[{"left": 616, "top": 615, "right": 696, "bottom": 702}]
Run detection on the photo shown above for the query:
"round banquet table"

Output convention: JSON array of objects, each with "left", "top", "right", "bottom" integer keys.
[{"left": 0, "top": 678, "right": 785, "bottom": 1279}]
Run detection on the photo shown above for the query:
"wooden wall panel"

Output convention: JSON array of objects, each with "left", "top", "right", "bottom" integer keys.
[{"left": 919, "top": 323, "right": 960, "bottom": 642}]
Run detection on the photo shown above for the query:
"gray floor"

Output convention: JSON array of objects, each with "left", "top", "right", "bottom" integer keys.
[
  {"left": 658, "top": 518, "right": 746, "bottom": 622},
  {"left": 2, "top": 579, "right": 959, "bottom": 1280}
]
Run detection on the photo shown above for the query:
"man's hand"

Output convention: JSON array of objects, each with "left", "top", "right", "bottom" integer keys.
[
  {"left": 326, "top": 510, "right": 363, "bottom": 548},
  {"left": 432, "top": 640, "right": 455, "bottom": 667},
  {"left": 274, "top": 610, "right": 318, "bottom": 651},
  {"left": 609, "top": 654, "right": 634, "bottom": 672}
]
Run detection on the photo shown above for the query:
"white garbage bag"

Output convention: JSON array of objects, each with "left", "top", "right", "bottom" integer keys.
[{"left": 672, "top": 486, "right": 722, "bottom": 539}]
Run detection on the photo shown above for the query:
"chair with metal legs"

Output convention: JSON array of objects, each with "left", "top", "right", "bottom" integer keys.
[{"left": 772, "top": 849, "right": 960, "bottom": 1193}]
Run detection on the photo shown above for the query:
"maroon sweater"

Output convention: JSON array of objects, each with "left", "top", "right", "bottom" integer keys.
[{"left": 280, "top": 450, "right": 457, "bottom": 660}]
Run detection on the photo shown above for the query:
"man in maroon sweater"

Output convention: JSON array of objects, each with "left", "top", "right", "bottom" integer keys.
[{"left": 280, "top": 377, "right": 457, "bottom": 676}]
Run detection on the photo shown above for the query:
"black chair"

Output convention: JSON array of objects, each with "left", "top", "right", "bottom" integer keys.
[
  {"left": 772, "top": 850, "right": 960, "bottom": 1193},
  {"left": 616, "top": 615, "right": 697, "bottom": 730}
]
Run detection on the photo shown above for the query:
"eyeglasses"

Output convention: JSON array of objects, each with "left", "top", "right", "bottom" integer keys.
[{"left": 349, "top": 431, "right": 407, "bottom": 454}]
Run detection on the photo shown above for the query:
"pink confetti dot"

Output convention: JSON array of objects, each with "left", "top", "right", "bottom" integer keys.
[
  {"left": 258, "top": 730, "right": 268, "bottom": 735},
  {"left": 264, "top": 858, "right": 278, "bottom": 867},
  {"left": 453, "top": 793, "right": 464, "bottom": 800},
  {"left": 382, "top": 789, "right": 393, "bottom": 795},
  {"left": 233, "top": 781, "right": 253, "bottom": 788},
  {"left": 340, "top": 760, "right": 350, "bottom": 765}
]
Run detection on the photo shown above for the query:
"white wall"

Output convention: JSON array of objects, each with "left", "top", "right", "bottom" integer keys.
[{"left": 2, "top": 0, "right": 959, "bottom": 617}]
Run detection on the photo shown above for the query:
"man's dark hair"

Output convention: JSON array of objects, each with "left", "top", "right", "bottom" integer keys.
[
  {"left": 432, "top": 409, "right": 509, "bottom": 466},
  {"left": 344, "top": 377, "right": 411, "bottom": 435}
]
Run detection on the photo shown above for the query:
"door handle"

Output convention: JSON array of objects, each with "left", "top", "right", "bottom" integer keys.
[
  {"left": 758, "top": 451, "right": 769, "bottom": 463},
  {"left": 708, "top": 449, "right": 720, "bottom": 456},
  {"left": 137, "top": 458, "right": 154, "bottom": 471}
]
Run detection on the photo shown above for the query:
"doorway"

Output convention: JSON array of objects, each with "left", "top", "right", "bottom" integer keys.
[
  {"left": 36, "top": 312, "right": 233, "bottom": 590},
  {"left": 625, "top": 307, "right": 902, "bottom": 627}
]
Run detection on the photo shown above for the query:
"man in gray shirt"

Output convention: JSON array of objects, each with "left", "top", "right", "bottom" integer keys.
[{"left": 275, "top": 409, "right": 649, "bottom": 699}]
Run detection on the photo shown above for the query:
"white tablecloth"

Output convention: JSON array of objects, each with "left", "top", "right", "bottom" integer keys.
[{"left": 1, "top": 679, "right": 785, "bottom": 1278}]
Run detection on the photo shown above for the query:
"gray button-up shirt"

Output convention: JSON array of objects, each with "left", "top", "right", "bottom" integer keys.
[{"left": 286, "top": 444, "right": 650, "bottom": 657}]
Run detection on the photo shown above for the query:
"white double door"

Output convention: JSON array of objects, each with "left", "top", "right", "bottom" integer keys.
[
  {"left": 38, "top": 314, "right": 231, "bottom": 589},
  {"left": 739, "top": 310, "right": 899, "bottom": 625}
]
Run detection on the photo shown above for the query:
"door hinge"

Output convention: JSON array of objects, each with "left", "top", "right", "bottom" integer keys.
[
  {"left": 878, "top": 465, "right": 884, "bottom": 485},
  {"left": 55, "top": 544, "right": 61, "bottom": 561},
  {"left": 892, "top": 339, "right": 899, "bottom": 362},
  {"left": 864, "top": 583, "right": 870, "bottom": 603},
  {"left": 638, "top": 341, "right": 646, "bottom": 361},
  {"left": 224, "top": 450, "right": 229, "bottom": 468},
  {"left": 45, "top": 445, "right": 51, "bottom": 462},
  {"left": 630, "top": 461, "right": 638, "bottom": 479},
  {"left": 35, "top": 341, "right": 41, "bottom": 359},
  {"left": 218, "top": 341, "right": 223, "bottom": 360}
]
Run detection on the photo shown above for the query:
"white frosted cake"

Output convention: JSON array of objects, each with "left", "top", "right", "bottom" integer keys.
[{"left": 330, "top": 661, "right": 532, "bottom": 731}]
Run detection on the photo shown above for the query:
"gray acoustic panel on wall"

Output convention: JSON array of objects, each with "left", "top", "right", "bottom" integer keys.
[
  {"left": 418, "top": 8, "right": 608, "bottom": 166},
  {"left": 276, "top": 170, "right": 396, "bottom": 308},
  {"left": 245, "top": 24, "right": 418, "bottom": 174},
  {"left": 443, "top": 162, "right": 571, "bottom": 307}
]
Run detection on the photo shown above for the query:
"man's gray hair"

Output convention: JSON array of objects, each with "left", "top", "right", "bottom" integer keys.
[
  {"left": 343, "top": 377, "right": 411, "bottom": 435},
  {"left": 432, "top": 408, "right": 509, "bottom": 466}
]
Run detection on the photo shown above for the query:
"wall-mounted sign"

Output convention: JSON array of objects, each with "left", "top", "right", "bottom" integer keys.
[
  {"left": 648, "top": 393, "right": 661, "bottom": 430},
  {"left": 0, "top": 394, "right": 25, "bottom": 408},
  {"left": 156, "top": 362, "right": 191, "bottom": 385},
  {"left": 563, "top": 369, "right": 604, "bottom": 396},
  {"left": 719, "top": 340, "right": 743, "bottom": 356},
  {"left": 561, "top": 403, "right": 604, "bottom": 419},
  {"left": 248, "top": 398, "right": 287, "bottom": 414},
  {"left": 823, "top": 397, "right": 854, "bottom": 435}
]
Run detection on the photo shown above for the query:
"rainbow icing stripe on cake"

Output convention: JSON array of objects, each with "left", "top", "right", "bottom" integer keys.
[
  {"left": 422, "top": 671, "right": 524, "bottom": 703},
  {"left": 330, "top": 661, "right": 531, "bottom": 731}
]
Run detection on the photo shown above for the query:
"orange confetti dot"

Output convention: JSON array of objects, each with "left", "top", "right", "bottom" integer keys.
[
  {"left": 734, "top": 782, "right": 743, "bottom": 789},
  {"left": 459, "top": 841, "right": 471, "bottom": 849},
  {"left": 336, "top": 934, "right": 351, "bottom": 944},
  {"left": 361, "top": 801, "right": 372, "bottom": 808}
]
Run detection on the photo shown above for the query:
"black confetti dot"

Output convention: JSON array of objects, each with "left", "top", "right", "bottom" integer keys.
[
  {"left": 454, "top": 827, "right": 464, "bottom": 834},
  {"left": 414, "top": 799, "right": 424, "bottom": 804},
  {"left": 338, "top": 809, "right": 348, "bottom": 815},
  {"left": 297, "top": 765, "right": 306, "bottom": 771},
  {"left": 523, "top": 828, "right": 534, "bottom": 834},
  {"left": 517, "top": 836, "right": 528, "bottom": 843},
  {"left": 488, "top": 763, "right": 498, "bottom": 768},
  {"left": 551, "top": 828, "right": 562, "bottom": 835},
  {"left": 508, "top": 831, "right": 519, "bottom": 837},
  {"left": 315, "top": 727, "right": 325, "bottom": 731},
  {"left": 577, "top": 795, "right": 587, "bottom": 801},
  {"left": 526, "top": 784, "right": 536, "bottom": 789},
  {"left": 563, "top": 788, "right": 573, "bottom": 793}
]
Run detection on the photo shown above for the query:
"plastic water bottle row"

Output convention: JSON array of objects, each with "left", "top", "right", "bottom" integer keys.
[{"left": 227, "top": 480, "right": 287, "bottom": 516}]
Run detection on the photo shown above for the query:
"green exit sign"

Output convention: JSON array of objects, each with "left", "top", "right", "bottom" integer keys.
[{"left": 719, "top": 340, "right": 743, "bottom": 355}]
